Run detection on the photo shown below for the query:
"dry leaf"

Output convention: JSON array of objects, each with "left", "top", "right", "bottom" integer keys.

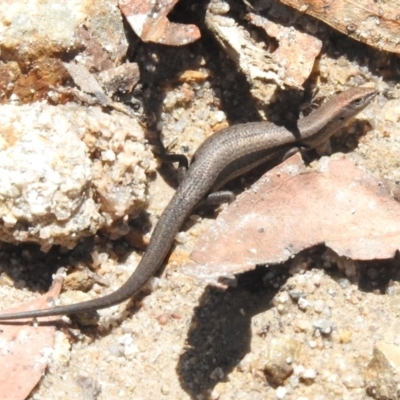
[
  {"left": 248, "top": 13, "right": 322, "bottom": 88},
  {"left": 63, "top": 62, "right": 140, "bottom": 117},
  {"left": 185, "top": 154, "right": 400, "bottom": 284},
  {"left": 0, "top": 269, "right": 64, "bottom": 400},
  {"left": 279, "top": 0, "right": 400, "bottom": 54},
  {"left": 64, "top": 62, "right": 111, "bottom": 106},
  {"left": 205, "top": 10, "right": 282, "bottom": 95},
  {"left": 119, "top": 0, "right": 201, "bottom": 46}
]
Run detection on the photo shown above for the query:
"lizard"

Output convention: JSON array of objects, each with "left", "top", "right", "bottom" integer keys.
[{"left": 0, "top": 86, "right": 376, "bottom": 320}]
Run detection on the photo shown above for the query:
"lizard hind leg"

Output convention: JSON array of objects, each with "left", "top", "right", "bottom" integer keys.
[{"left": 159, "top": 152, "right": 189, "bottom": 184}]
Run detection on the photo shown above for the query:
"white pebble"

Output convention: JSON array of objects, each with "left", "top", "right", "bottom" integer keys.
[
  {"left": 342, "top": 374, "right": 364, "bottom": 388},
  {"left": 175, "top": 231, "right": 188, "bottom": 244},
  {"left": 276, "top": 386, "right": 287, "bottom": 399},
  {"left": 298, "top": 297, "right": 308, "bottom": 310},
  {"left": 314, "top": 300, "right": 324, "bottom": 313},
  {"left": 302, "top": 369, "right": 316, "bottom": 380}
]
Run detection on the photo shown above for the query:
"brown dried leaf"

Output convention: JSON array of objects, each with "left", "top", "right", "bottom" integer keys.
[
  {"left": 279, "top": 0, "right": 400, "bottom": 54},
  {"left": 64, "top": 62, "right": 111, "bottom": 106},
  {"left": 185, "top": 154, "right": 400, "bottom": 283},
  {"left": 63, "top": 61, "right": 141, "bottom": 118},
  {"left": 248, "top": 13, "right": 322, "bottom": 88},
  {"left": 0, "top": 270, "right": 64, "bottom": 400},
  {"left": 119, "top": 0, "right": 201, "bottom": 46}
]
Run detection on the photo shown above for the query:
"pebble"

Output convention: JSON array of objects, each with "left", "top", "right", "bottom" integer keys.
[
  {"left": 338, "top": 330, "right": 353, "bottom": 344},
  {"left": 288, "top": 290, "right": 304, "bottom": 300},
  {"left": 210, "top": 110, "right": 227, "bottom": 125},
  {"left": 294, "top": 319, "right": 311, "bottom": 332},
  {"left": 298, "top": 297, "right": 308, "bottom": 310},
  {"left": 289, "top": 375, "right": 300, "bottom": 387},
  {"left": 338, "top": 278, "right": 350, "bottom": 289},
  {"left": 210, "top": 367, "right": 224, "bottom": 380},
  {"left": 313, "top": 299, "right": 324, "bottom": 313},
  {"left": 293, "top": 365, "right": 305, "bottom": 375},
  {"left": 175, "top": 231, "right": 188, "bottom": 244},
  {"left": 313, "top": 319, "right": 333, "bottom": 334},
  {"left": 342, "top": 374, "right": 364, "bottom": 389},
  {"left": 210, "top": 389, "right": 220, "bottom": 400},
  {"left": 301, "top": 369, "right": 316, "bottom": 381},
  {"left": 276, "top": 386, "right": 287, "bottom": 399},
  {"left": 108, "top": 344, "right": 122, "bottom": 357},
  {"left": 208, "top": 0, "right": 230, "bottom": 15},
  {"left": 308, "top": 340, "right": 317, "bottom": 349},
  {"left": 123, "top": 344, "right": 139, "bottom": 358}
]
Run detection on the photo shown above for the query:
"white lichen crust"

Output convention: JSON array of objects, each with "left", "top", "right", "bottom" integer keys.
[{"left": 0, "top": 102, "right": 156, "bottom": 250}]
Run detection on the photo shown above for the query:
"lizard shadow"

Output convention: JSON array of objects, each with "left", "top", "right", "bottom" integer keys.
[
  {"left": 176, "top": 264, "right": 289, "bottom": 399},
  {"left": 176, "top": 251, "right": 400, "bottom": 399}
]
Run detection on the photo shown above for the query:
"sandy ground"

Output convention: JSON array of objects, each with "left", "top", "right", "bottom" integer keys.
[{"left": 1, "top": 1, "right": 400, "bottom": 400}]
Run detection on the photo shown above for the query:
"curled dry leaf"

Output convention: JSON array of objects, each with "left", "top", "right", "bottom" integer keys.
[
  {"left": 205, "top": 6, "right": 321, "bottom": 103},
  {"left": 248, "top": 13, "right": 322, "bottom": 88},
  {"left": 279, "top": 0, "right": 400, "bottom": 55},
  {"left": 205, "top": 9, "right": 281, "bottom": 96},
  {"left": 119, "top": 0, "right": 201, "bottom": 46},
  {"left": 0, "top": 269, "right": 64, "bottom": 400},
  {"left": 185, "top": 153, "right": 400, "bottom": 284}
]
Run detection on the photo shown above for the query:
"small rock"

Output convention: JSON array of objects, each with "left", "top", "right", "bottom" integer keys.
[
  {"left": 308, "top": 340, "right": 317, "bottom": 349},
  {"left": 313, "top": 300, "right": 324, "bottom": 313},
  {"left": 0, "top": 102, "right": 156, "bottom": 250},
  {"left": 161, "top": 384, "right": 170, "bottom": 395},
  {"left": 301, "top": 368, "right": 316, "bottom": 383},
  {"left": 210, "top": 388, "right": 220, "bottom": 400},
  {"left": 365, "top": 341, "right": 400, "bottom": 399},
  {"left": 208, "top": 1, "right": 230, "bottom": 15},
  {"left": 210, "top": 367, "right": 224, "bottom": 380},
  {"left": 338, "top": 278, "right": 350, "bottom": 289},
  {"left": 288, "top": 290, "right": 304, "bottom": 300},
  {"left": 273, "top": 291, "right": 291, "bottom": 315},
  {"left": 275, "top": 386, "right": 287, "bottom": 399},
  {"left": 294, "top": 319, "right": 311, "bottom": 333},
  {"left": 64, "top": 269, "right": 93, "bottom": 292},
  {"left": 313, "top": 319, "right": 333, "bottom": 335},
  {"left": 342, "top": 374, "right": 364, "bottom": 389},
  {"left": 338, "top": 330, "right": 353, "bottom": 344},
  {"left": 298, "top": 297, "right": 308, "bottom": 310},
  {"left": 75, "top": 376, "right": 101, "bottom": 400},
  {"left": 263, "top": 337, "right": 302, "bottom": 385}
]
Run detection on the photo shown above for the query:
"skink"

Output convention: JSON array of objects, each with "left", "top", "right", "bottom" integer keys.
[{"left": 0, "top": 86, "right": 376, "bottom": 320}]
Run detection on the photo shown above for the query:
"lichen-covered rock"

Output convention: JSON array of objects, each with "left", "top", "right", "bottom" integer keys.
[
  {"left": 0, "top": 102, "right": 157, "bottom": 250},
  {"left": 0, "top": 0, "right": 128, "bottom": 103},
  {"left": 0, "top": 0, "right": 126, "bottom": 64}
]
